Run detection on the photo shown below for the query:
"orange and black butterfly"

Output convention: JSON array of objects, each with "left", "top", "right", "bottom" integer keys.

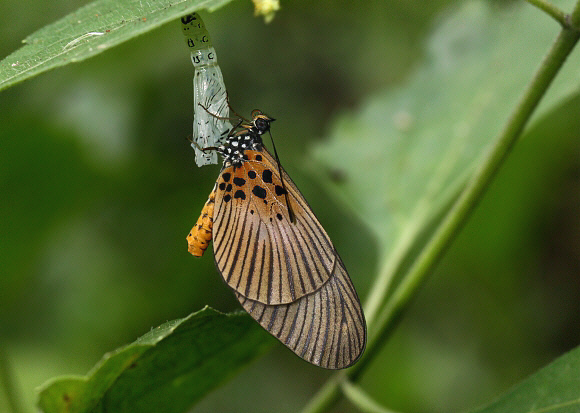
[{"left": 187, "top": 110, "right": 366, "bottom": 369}]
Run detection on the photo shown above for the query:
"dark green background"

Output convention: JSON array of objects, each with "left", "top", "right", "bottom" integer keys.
[{"left": 1, "top": 0, "right": 579, "bottom": 412}]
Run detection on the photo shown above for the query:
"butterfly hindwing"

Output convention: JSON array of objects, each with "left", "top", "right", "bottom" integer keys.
[
  {"left": 212, "top": 148, "right": 336, "bottom": 305},
  {"left": 235, "top": 254, "right": 366, "bottom": 369}
]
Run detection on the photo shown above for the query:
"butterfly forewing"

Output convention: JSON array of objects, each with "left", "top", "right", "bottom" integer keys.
[{"left": 213, "top": 149, "right": 336, "bottom": 305}]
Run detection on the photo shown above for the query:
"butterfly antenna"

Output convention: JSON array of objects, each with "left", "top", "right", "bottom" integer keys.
[{"left": 267, "top": 130, "right": 296, "bottom": 224}]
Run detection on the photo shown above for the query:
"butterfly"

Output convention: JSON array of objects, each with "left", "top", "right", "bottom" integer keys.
[{"left": 187, "top": 110, "right": 366, "bottom": 369}]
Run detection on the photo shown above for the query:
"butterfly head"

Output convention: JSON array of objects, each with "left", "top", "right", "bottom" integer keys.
[{"left": 250, "top": 109, "right": 275, "bottom": 135}]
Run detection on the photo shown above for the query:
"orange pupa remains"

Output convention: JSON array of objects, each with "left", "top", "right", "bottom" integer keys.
[{"left": 187, "top": 186, "right": 216, "bottom": 256}]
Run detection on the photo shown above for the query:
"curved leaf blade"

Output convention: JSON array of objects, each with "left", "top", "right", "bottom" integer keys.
[
  {"left": 312, "top": 0, "right": 580, "bottom": 255},
  {"left": 470, "top": 345, "right": 580, "bottom": 413},
  {"left": 37, "top": 307, "right": 271, "bottom": 413},
  {"left": 0, "top": 0, "right": 234, "bottom": 91}
]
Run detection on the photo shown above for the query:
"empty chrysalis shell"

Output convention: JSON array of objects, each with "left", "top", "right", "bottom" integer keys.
[{"left": 181, "top": 13, "right": 232, "bottom": 167}]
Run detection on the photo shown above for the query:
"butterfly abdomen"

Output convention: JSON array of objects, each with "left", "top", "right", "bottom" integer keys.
[{"left": 187, "top": 186, "right": 216, "bottom": 257}]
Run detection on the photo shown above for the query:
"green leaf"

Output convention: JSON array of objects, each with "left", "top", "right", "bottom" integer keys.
[
  {"left": 311, "top": 0, "right": 580, "bottom": 255},
  {"left": 0, "top": 0, "right": 234, "bottom": 92},
  {"left": 469, "top": 345, "right": 580, "bottom": 413},
  {"left": 37, "top": 307, "right": 272, "bottom": 413}
]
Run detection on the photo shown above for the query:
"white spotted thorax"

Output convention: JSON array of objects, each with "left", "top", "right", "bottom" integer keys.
[
  {"left": 217, "top": 111, "right": 273, "bottom": 167},
  {"left": 181, "top": 13, "right": 232, "bottom": 167}
]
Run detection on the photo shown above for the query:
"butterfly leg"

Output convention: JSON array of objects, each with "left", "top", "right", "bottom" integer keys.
[
  {"left": 187, "top": 185, "right": 216, "bottom": 256},
  {"left": 197, "top": 102, "right": 242, "bottom": 123},
  {"left": 190, "top": 138, "right": 219, "bottom": 153}
]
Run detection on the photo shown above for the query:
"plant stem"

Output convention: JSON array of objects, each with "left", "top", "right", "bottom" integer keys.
[
  {"left": 301, "top": 2, "right": 580, "bottom": 412},
  {"left": 525, "top": 0, "right": 568, "bottom": 26},
  {"left": 341, "top": 380, "right": 403, "bottom": 413},
  {"left": 570, "top": 0, "right": 580, "bottom": 27},
  {"left": 300, "top": 374, "right": 344, "bottom": 413},
  {"left": 363, "top": 221, "right": 421, "bottom": 327}
]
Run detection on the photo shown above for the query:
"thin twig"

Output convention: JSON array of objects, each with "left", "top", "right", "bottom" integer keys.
[{"left": 526, "top": 0, "right": 569, "bottom": 27}]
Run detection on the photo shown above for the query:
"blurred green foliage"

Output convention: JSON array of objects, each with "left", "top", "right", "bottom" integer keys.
[{"left": 1, "top": 0, "right": 579, "bottom": 412}]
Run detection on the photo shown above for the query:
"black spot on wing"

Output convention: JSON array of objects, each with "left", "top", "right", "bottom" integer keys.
[
  {"left": 252, "top": 185, "right": 267, "bottom": 199},
  {"left": 234, "top": 190, "right": 246, "bottom": 200},
  {"left": 233, "top": 177, "right": 246, "bottom": 186},
  {"left": 248, "top": 170, "right": 257, "bottom": 179},
  {"left": 219, "top": 182, "right": 226, "bottom": 191},
  {"left": 275, "top": 185, "right": 287, "bottom": 196},
  {"left": 262, "top": 169, "right": 273, "bottom": 183},
  {"left": 222, "top": 172, "right": 231, "bottom": 182},
  {"left": 223, "top": 194, "right": 231, "bottom": 202}
]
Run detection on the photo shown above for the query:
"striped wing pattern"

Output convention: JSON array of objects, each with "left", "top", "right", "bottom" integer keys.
[
  {"left": 235, "top": 254, "right": 366, "bottom": 369},
  {"left": 189, "top": 115, "right": 367, "bottom": 368},
  {"left": 212, "top": 149, "right": 335, "bottom": 305}
]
